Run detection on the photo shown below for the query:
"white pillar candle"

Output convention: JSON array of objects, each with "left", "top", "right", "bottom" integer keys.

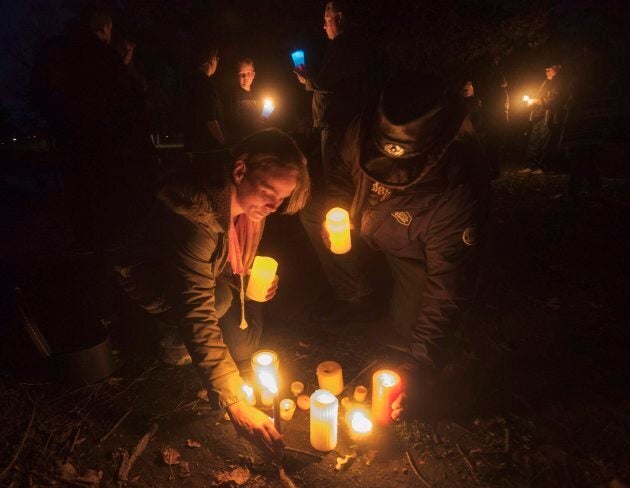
[
  {"left": 279, "top": 399, "right": 296, "bottom": 421},
  {"left": 371, "top": 369, "right": 401, "bottom": 425},
  {"left": 290, "top": 381, "right": 304, "bottom": 396},
  {"left": 310, "top": 389, "right": 338, "bottom": 451},
  {"left": 242, "top": 384, "right": 256, "bottom": 406},
  {"left": 347, "top": 408, "right": 373, "bottom": 442},
  {"left": 246, "top": 257, "right": 278, "bottom": 302},
  {"left": 353, "top": 385, "right": 368, "bottom": 402},
  {"left": 260, "top": 389, "right": 274, "bottom": 406},
  {"left": 316, "top": 361, "right": 344, "bottom": 396},
  {"left": 325, "top": 208, "right": 351, "bottom": 254},
  {"left": 251, "top": 350, "right": 279, "bottom": 407}
]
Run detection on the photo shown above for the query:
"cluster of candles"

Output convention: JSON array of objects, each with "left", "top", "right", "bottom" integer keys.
[{"left": 248, "top": 351, "right": 401, "bottom": 452}]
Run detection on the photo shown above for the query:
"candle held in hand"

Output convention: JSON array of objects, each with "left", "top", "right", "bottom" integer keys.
[
  {"left": 371, "top": 369, "right": 401, "bottom": 425},
  {"left": 261, "top": 98, "right": 275, "bottom": 118},
  {"left": 242, "top": 384, "right": 256, "bottom": 405},
  {"left": 310, "top": 390, "right": 338, "bottom": 451},
  {"left": 316, "top": 361, "right": 344, "bottom": 396},
  {"left": 246, "top": 257, "right": 278, "bottom": 302},
  {"left": 291, "top": 50, "right": 305, "bottom": 69},
  {"left": 325, "top": 208, "right": 351, "bottom": 254}
]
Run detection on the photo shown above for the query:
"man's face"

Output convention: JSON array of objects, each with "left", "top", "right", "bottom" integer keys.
[
  {"left": 238, "top": 63, "right": 255, "bottom": 91},
  {"left": 97, "top": 20, "right": 113, "bottom": 44},
  {"left": 205, "top": 54, "right": 219, "bottom": 77},
  {"left": 233, "top": 164, "right": 298, "bottom": 222},
  {"left": 546, "top": 67, "right": 557, "bottom": 80},
  {"left": 462, "top": 81, "right": 474, "bottom": 98},
  {"left": 323, "top": 2, "right": 342, "bottom": 40}
]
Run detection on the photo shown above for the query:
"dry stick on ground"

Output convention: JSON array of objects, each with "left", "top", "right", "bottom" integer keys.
[
  {"left": 503, "top": 428, "right": 510, "bottom": 453},
  {"left": 405, "top": 450, "right": 432, "bottom": 488},
  {"left": 65, "top": 425, "right": 82, "bottom": 463},
  {"left": 456, "top": 443, "right": 480, "bottom": 485},
  {"left": 284, "top": 446, "right": 324, "bottom": 460},
  {"left": 99, "top": 408, "right": 133, "bottom": 445},
  {"left": 118, "top": 423, "right": 159, "bottom": 482},
  {"left": 0, "top": 402, "right": 36, "bottom": 481}
]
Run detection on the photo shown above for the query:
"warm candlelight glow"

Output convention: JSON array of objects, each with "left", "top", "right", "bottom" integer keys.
[
  {"left": 353, "top": 385, "right": 368, "bottom": 402},
  {"left": 316, "top": 361, "right": 344, "bottom": 395},
  {"left": 246, "top": 257, "right": 278, "bottom": 302},
  {"left": 325, "top": 208, "right": 351, "bottom": 254},
  {"left": 290, "top": 381, "right": 304, "bottom": 396},
  {"left": 347, "top": 409, "right": 373, "bottom": 442},
  {"left": 371, "top": 369, "right": 401, "bottom": 425},
  {"left": 279, "top": 399, "right": 296, "bottom": 421},
  {"left": 261, "top": 389, "right": 274, "bottom": 406},
  {"left": 522, "top": 95, "right": 530, "bottom": 102},
  {"left": 242, "top": 384, "right": 256, "bottom": 405},
  {"left": 297, "top": 394, "right": 310, "bottom": 410},
  {"left": 251, "top": 350, "right": 279, "bottom": 403},
  {"left": 310, "top": 389, "right": 338, "bottom": 451},
  {"left": 262, "top": 98, "right": 275, "bottom": 118}
]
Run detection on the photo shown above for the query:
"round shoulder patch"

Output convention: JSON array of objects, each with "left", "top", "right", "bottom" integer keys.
[{"left": 462, "top": 225, "right": 477, "bottom": 246}]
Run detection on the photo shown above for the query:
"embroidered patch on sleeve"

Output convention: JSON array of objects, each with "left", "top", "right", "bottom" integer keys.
[
  {"left": 391, "top": 211, "right": 412, "bottom": 226},
  {"left": 371, "top": 182, "right": 392, "bottom": 202},
  {"left": 462, "top": 225, "right": 477, "bottom": 246}
]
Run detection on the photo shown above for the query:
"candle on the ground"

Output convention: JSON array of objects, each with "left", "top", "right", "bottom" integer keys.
[
  {"left": 290, "top": 381, "right": 304, "bottom": 396},
  {"left": 246, "top": 257, "right": 278, "bottom": 302},
  {"left": 353, "top": 385, "right": 368, "bottom": 402},
  {"left": 347, "top": 408, "right": 373, "bottom": 442},
  {"left": 261, "top": 98, "right": 275, "bottom": 118},
  {"left": 310, "top": 389, "right": 338, "bottom": 451},
  {"left": 279, "top": 399, "right": 296, "bottom": 421},
  {"left": 297, "top": 394, "right": 310, "bottom": 410},
  {"left": 251, "top": 350, "right": 281, "bottom": 431},
  {"left": 261, "top": 389, "right": 274, "bottom": 406},
  {"left": 325, "top": 208, "right": 351, "bottom": 254},
  {"left": 371, "top": 369, "right": 401, "bottom": 425},
  {"left": 316, "top": 361, "right": 344, "bottom": 396},
  {"left": 242, "top": 384, "right": 256, "bottom": 405}
]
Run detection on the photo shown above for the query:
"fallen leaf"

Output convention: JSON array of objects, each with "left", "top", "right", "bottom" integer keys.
[
  {"left": 293, "top": 353, "right": 309, "bottom": 361},
  {"left": 161, "top": 447, "right": 181, "bottom": 465},
  {"left": 213, "top": 466, "right": 250, "bottom": 486},
  {"left": 75, "top": 469, "right": 103, "bottom": 485},
  {"left": 197, "top": 388, "right": 209, "bottom": 401},
  {"left": 57, "top": 463, "right": 78, "bottom": 481},
  {"left": 186, "top": 439, "right": 202, "bottom": 448},
  {"left": 179, "top": 461, "right": 191, "bottom": 479}
]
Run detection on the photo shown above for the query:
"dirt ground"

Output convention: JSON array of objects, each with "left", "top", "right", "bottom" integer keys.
[{"left": 1, "top": 162, "right": 630, "bottom": 487}]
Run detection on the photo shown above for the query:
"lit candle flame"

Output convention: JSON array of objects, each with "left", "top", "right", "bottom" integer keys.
[
  {"left": 350, "top": 411, "right": 372, "bottom": 434},
  {"left": 262, "top": 98, "right": 275, "bottom": 118},
  {"left": 258, "top": 370, "right": 278, "bottom": 394},
  {"left": 242, "top": 384, "right": 254, "bottom": 396},
  {"left": 379, "top": 373, "right": 396, "bottom": 387},
  {"left": 255, "top": 352, "right": 274, "bottom": 366},
  {"left": 522, "top": 95, "right": 530, "bottom": 102}
]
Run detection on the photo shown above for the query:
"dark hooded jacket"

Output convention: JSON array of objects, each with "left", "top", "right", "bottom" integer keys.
[{"left": 326, "top": 112, "right": 491, "bottom": 370}]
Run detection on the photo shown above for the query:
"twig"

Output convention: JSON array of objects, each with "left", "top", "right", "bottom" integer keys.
[
  {"left": 65, "top": 426, "right": 82, "bottom": 463},
  {"left": 276, "top": 465, "right": 297, "bottom": 488},
  {"left": 405, "top": 450, "right": 432, "bottom": 488},
  {"left": 284, "top": 446, "right": 324, "bottom": 460},
  {"left": 452, "top": 421, "right": 474, "bottom": 436},
  {"left": 99, "top": 408, "right": 133, "bottom": 444},
  {"left": 503, "top": 427, "right": 510, "bottom": 453},
  {"left": 0, "top": 403, "right": 35, "bottom": 481},
  {"left": 456, "top": 443, "right": 480, "bottom": 485},
  {"left": 341, "top": 360, "right": 378, "bottom": 395},
  {"left": 118, "top": 423, "right": 158, "bottom": 482}
]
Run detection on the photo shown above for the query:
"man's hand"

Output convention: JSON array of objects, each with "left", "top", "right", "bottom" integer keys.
[
  {"left": 294, "top": 71, "right": 307, "bottom": 85},
  {"left": 265, "top": 275, "right": 279, "bottom": 301},
  {"left": 226, "top": 401, "right": 284, "bottom": 454},
  {"left": 391, "top": 391, "right": 407, "bottom": 421}
]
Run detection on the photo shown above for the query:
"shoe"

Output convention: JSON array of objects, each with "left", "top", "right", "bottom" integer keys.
[
  {"left": 310, "top": 295, "right": 381, "bottom": 324},
  {"left": 159, "top": 335, "right": 192, "bottom": 366},
  {"left": 531, "top": 168, "right": 544, "bottom": 175},
  {"left": 518, "top": 168, "right": 532, "bottom": 174}
]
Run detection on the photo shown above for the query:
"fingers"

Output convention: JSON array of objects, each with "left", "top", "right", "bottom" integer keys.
[{"left": 265, "top": 275, "right": 279, "bottom": 300}]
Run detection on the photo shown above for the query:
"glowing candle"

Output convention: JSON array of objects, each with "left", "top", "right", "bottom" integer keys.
[
  {"left": 290, "top": 381, "right": 304, "bottom": 397},
  {"left": 291, "top": 50, "right": 305, "bottom": 69},
  {"left": 279, "top": 399, "right": 296, "bottom": 421},
  {"left": 310, "top": 390, "right": 338, "bottom": 451},
  {"left": 297, "top": 394, "right": 310, "bottom": 410},
  {"left": 246, "top": 257, "right": 278, "bottom": 302},
  {"left": 261, "top": 389, "right": 274, "bottom": 406},
  {"left": 353, "top": 385, "right": 368, "bottom": 403},
  {"left": 347, "top": 409, "right": 373, "bottom": 442},
  {"left": 251, "top": 350, "right": 281, "bottom": 432},
  {"left": 341, "top": 396, "right": 352, "bottom": 410},
  {"left": 316, "top": 361, "right": 344, "bottom": 396},
  {"left": 522, "top": 95, "right": 530, "bottom": 102},
  {"left": 242, "top": 384, "right": 256, "bottom": 406},
  {"left": 325, "top": 208, "right": 351, "bottom": 254},
  {"left": 371, "top": 370, "right": 401, "bottom": 425},
  {"left": 261, "top": 98, "right": 275, "bottom": 118}
]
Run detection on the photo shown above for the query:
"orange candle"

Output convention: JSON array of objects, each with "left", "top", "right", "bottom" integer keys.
[
  {"left": 325, "top": 208, "right": 351, "bottom": 254},
  {"left": 371, "top": 369, "right": 401, "bottom": 425}
]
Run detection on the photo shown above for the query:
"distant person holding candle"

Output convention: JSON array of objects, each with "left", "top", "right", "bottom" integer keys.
[
  {"left": 116, "top": 129, "right": 310, "bottom": 453},
  {"left": 294, "top": 0, "right": 367, "bottom": 183},
  {"left": 301, "top": 73, "right": 491, "bottom": 419},
  {"left": 226, "top": 57, "right": 266, "bottom": 144},
  {"left": 184, "top": 43, "right": 226, "bottom": 151}
]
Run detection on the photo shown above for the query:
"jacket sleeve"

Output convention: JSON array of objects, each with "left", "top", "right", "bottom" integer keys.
[
  {"left": 408, "top": 184, "right": 484, "bottom": 371},
  {"left": 304, "top": 38, "right": 361, "bottom": 94},
  {"left": 171, "top": 225, "right": 244, "bottom": 408}
]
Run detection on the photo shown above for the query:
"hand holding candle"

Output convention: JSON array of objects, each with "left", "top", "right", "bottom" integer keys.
[
  {"left": 291, "top": 50, "right": 305, "bottom": 71},
  {"left": 325, "top": 208, "right": 351, "bottom": 254},
  {"left": 261, "top": 98, "right": 275, "bottom": 118},
  {"left": 246, "top": 256, "right": 278, "bottom": 302}
]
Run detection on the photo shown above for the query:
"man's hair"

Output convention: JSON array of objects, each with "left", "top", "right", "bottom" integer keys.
[
  {"left": 80, "top": 2, "right": 112, "bottom": 34},
  {"left": 192, "top": 43, "right": 219, "bottom": 67},
  {"left": 236, "top": 57, "right": 255, "bottom": 71},
  {"left": 233, "top": 129, "right": 310, "bottom": 214}
]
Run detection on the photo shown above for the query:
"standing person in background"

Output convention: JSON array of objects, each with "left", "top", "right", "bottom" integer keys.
[
  {"left": 294, "top": 0, "right": 368, "bottom": 184},
  {"left": 226, "top": 57, "right": 265, "bottom": 145},
  {"left": 184, "top": 44, "right": 225, "bottom": 151},
  {"left": 521, "top": 64, "right": 565, "bottom": 175}
]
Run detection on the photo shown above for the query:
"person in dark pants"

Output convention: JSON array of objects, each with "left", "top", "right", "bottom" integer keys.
[
  {"left": 521, "top": 64, "right": 565, "bottom": 174},
  {"left": 300, "top": 74, "right": 491, "bottom": 418},
  {"left": 116, "top": 129, "right": 310, "bottom": 453},
  {"left": 183, "top": 44, "right": 226, "bottom": 151},
  {"left": 294, "top": 0, "right": 367, "bottom": 184}
]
